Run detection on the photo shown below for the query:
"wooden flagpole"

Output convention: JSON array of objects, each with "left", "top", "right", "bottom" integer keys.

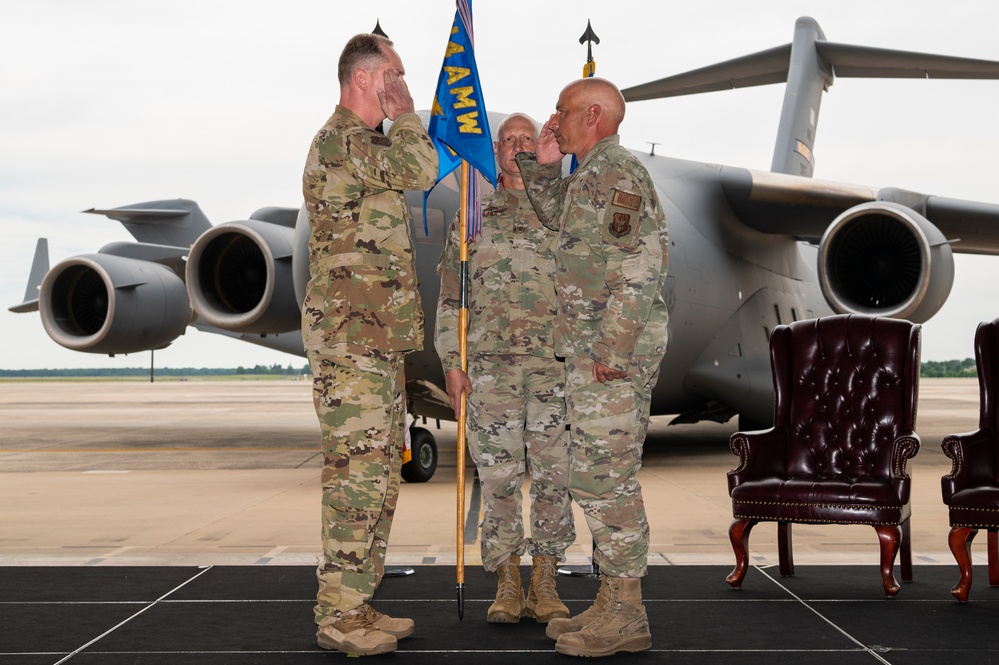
[{"left": 455, "top": 159, "right": 470, "bottom": 620}]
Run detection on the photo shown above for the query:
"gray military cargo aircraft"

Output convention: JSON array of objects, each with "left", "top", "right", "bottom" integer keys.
[{"left": 12, "top": 17, "right": 999, "bottom": 482}]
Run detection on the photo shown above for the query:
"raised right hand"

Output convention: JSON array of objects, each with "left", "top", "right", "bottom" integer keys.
[
  {"left": 378, "top": 67, "right": 416, "bottom": 121},
  {"left": 535, "top": 114, "right": 565, "bottom": 165}
]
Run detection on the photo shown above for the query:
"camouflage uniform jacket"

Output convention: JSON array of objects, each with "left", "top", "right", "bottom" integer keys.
[
  {"left": 301, "top": 106, "right": 437, "bottom": 354},
  {"left": 516, "top": 135, "right": 669, "bottom": 372},
  {"left": 434, "top": 186, "right": 558, "bottom": 373}
]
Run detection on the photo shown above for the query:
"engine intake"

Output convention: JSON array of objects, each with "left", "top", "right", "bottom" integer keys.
[
  {"left": 39, "top": 254, "right": 191, "bottom": 354},
  {"left": 817, "top": 201, "right": 954, "bottom": 322},
  {"left": 186, "top": 220, "right": 300, "bottom": 334}
]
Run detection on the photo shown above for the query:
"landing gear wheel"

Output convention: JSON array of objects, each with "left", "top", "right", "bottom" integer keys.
[{"left": 401, "top": 427, "right": 438, "bottom": 483}]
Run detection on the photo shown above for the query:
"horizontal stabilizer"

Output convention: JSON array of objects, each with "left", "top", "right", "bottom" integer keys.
[
  {"left": 84, "top": 199, "right": 213, "bottom": 247},
  {"left": 622, "top": 45, "right": 792, "bottom": 101},
  {"left": 816, "top": 42, "right": 999, "bottom": 79},
  {"left": 622, "top": 40, "right": 999, "bottom": 103},
  {"left": 8, "top": 238, "right": 49, "bottom": 313},
  {"left": 623, "top": 16, "right": 999, "bottom": 179}
]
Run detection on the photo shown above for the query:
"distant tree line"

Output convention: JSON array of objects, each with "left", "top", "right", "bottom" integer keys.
[
  {"left": 0, "top": 360, "right": 980, "bottom": 379},
  {"left": 0, "top": 363, "right": 311, "bottom": 378},
  {"left": 920, "top": 358, "right": 977, "bottom": 378}
]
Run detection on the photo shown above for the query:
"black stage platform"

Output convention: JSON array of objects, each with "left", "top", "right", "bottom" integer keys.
[{"left": 2, "top": 564, "right": 998, "bottom": 664}]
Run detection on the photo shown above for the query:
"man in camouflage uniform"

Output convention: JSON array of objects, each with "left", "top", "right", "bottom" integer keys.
[
  {"left": 435, "top": 113, "right": 575, "bottom": 626},
  {"left": 301, "top": 33, "right": 437, "bottom": 656},
  {"left": 516, "top": 77, "right": 669, "bottom": 658}
]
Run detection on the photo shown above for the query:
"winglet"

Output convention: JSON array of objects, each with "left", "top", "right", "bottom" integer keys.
[{"left": 9, "top": 238, "right": 49, "bottom": 313}]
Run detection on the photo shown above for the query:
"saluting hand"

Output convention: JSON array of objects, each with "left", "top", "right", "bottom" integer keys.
[
  {"left": 378, "top": 68, "right": 416, "bottom": 121},
  {"left": 535, "top": 115, "right": 565, "bottom": 165}
]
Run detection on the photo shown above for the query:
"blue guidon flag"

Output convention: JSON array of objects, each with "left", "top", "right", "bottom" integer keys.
[{"left": 428, "top": 0, "right": 496, "bottom": 239}]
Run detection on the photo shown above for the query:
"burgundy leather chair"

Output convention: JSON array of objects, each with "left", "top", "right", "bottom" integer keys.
[
  {"left": 942, "top": 318, "right": 999, "bottom": 602},
  {"left": 726, "top": 314, "right": 922, "bottom": 598}
]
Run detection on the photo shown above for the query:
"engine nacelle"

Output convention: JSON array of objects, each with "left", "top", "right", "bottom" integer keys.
[
  {"left": 186, "top": 220, "right": 300, "bottom": 334},
  {"left": 817, "top": 201, "right": 954, "bottom": 322},
  {"left": 39, "top": 254, "right": 191, "bottom": 354}
]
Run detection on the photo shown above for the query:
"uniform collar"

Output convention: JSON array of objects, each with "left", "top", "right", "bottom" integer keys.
[
  {"left": 334, "top": 104, "right": 368, "bottom": 128},
  {"left": 575, "top": 134, "right": 620, "bottom": 170}
]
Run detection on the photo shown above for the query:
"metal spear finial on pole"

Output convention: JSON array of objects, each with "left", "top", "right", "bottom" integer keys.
[{"left": 579, "top": 20, "right": 600, "bottom": 77}]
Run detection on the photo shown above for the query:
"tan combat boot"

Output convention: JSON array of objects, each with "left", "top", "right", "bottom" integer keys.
[
  {"left": 362, "top": 604, "right": 414, "bottom": 639},
  {"left": 545, "top": 574, "right": 609, "bottom": 640},
  {"left": 316, "top": 609, "right": 397, "bottom": 656},
  {"left": 554, "top": 577, "right": 651, "bottom": 657},
  {"left": 525, "top": 555, "right": 570, "bottom": 623},
  {"left": 487, "top": 554, "right": 525, "bottom": 623}
]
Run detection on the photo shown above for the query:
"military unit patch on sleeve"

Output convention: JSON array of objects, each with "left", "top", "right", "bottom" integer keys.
[
  {"left": 608, "top": 188, "right": 641, "bottom": 239},
  {"left": 611, "top": 189, "right": 642, "bottom": 211},
  {"left": 610, "top": 212, "right": 632, "bottom": 237}
]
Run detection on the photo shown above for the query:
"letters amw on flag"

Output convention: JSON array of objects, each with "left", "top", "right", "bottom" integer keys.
[{"left": 428, "top": 0, "right": 496, "bottom": 187}]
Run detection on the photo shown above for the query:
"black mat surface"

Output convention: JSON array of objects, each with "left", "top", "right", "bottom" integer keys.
[{"left": 2, "top": 564, "right": 999, "bottom": 663}]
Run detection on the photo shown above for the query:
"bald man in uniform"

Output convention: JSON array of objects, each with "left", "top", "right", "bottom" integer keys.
[{"left": 516, "top": 77, "right": 669, "bottom": 657}]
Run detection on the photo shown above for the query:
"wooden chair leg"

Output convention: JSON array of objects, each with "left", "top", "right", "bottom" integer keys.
[
  {"left": 900, "top": 519, "right": 912, "bottom": 583},
  {"left": 726, "top": 518, "right": 756, "bottom": 588},
  {"left": 874, "top": 524, "right": 902, "bottom": 598},
  {"left": 778, "top": 521, "right": 795, "bottom": 577},
  {"left": 948, "top": 526, "right": 977, "bottom": 602},
  {"left": 988, "top": 530, "right": 999, "bottom": 587}
]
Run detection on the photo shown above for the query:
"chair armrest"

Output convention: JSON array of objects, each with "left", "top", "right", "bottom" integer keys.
[
  {"left": 886, "top": 432, "right": 920, "bottom": 503},
  {"left": 942, "top": 428, "right": 997, "bottom": 502},
  {"left": 890, "top": 432, "right": 921, "bottom": 479},
  {"left": 727, "top": 427, "right": 788, "bottom": 493}
]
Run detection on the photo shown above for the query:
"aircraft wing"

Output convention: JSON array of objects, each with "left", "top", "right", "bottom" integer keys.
[
  {"left": 84, "top": 199, "right": 213, "bottom": 247},
  {"left": 720, "top": 166, "right": 999, "bottom": 255}
]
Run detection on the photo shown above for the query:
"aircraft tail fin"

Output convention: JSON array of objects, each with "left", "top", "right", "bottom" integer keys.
[
  {"left": 9, "top": 238, "right": 49, "bottom": 313},
  {"left": 622, "top": 16, "right": 999, "bottom": 178},
  {"left": 84, "top": 198, "right": 213, "bottom": 247}
]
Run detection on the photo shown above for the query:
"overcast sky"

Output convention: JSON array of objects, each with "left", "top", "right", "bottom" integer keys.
[{"left": 3, "top": 0, "right": 999, "bottom": 370}]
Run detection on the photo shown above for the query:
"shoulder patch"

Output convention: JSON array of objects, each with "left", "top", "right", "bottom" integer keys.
[
  {"left": 611, "top": 189, "right": 642, "bottom": 211},
  {"left": 609, "top": 212, "right": 632, "bottom": 238},
  {"left": 369, "top": 134, "right": 392, "bottom": 147}
]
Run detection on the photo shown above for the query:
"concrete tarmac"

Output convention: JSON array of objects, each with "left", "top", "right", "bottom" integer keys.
[{"left": 0, "top": 378, "right": 979, "bottom": 570}]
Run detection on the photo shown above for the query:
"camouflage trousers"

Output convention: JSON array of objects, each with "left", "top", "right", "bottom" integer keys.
[
  {"left": 306, "top": 344, "right": 405, "bottom": 624},
  {"left": 466, "top": 353, "right": 574, "bottom": 571},
  {"left": 564, "top": 355, "right": 659, "bottom": 578}
]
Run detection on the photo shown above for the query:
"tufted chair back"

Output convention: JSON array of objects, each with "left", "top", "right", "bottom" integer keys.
[
  {"left": 940, "top": 318, "right": 999, "bottom": 601},
  {"left": 974, "top": 318, "right": 999, "bottom": 436},
  {"left": 771, "top": 314, "right": 921, "bottom": 481},
  {"left": 726, "top": 314, "right": 922, "bottom": 598}
]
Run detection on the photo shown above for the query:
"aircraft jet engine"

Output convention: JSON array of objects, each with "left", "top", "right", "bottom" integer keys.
[
  {"left": 817, "top": 201, "right": 955, "bottom": 322},
  {"left": 186, "top": 218, "right": 300, "bottom": 335},
  {"left": 39, "top": 254, "right": 191, "bottom": 354}
]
